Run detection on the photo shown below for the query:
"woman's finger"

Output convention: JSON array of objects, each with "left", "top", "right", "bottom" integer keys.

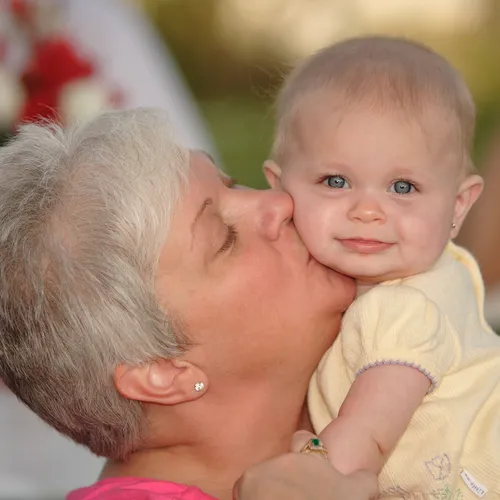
[
  {"left": 291, "top": 430, "right": 329, "bottom": 461},
  {"left": 290, "top": 430, "right": 318, "bottom": 452}
]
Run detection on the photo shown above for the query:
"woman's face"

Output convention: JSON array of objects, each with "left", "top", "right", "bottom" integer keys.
[{"left": 155, "top": 152, "right": 355, "bottom": 387}]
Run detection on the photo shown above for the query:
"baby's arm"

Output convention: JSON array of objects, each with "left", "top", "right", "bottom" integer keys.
[{"left": 320, "top": 364, "right": 431, "bottom": 475}]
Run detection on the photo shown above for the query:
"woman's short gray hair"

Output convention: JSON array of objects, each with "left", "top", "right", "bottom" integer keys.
[{"left": 0, "top": 108, "right": 190, "bottom": 459}]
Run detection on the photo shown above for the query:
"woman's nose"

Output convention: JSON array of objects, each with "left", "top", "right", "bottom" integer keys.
[
  {"left": 347, "top": 196, "right": 386, "bottom": 223},
  {"left": 257, "top": 189, "right": 294, "bottom": 240}
]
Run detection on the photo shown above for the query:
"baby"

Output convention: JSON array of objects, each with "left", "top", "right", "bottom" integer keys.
[{"left": 265, "top": 36, "right": 500, "bottom": 499}]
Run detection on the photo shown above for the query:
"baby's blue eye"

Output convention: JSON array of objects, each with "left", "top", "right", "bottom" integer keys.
[
  {"left": 390, "top": 180, "right": 415, "bottom": 194},
  {"left": 324, "top": 175, "right": 350, "bottom": 189}
]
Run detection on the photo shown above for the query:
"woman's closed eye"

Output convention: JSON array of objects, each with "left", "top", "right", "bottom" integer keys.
[{"left": 217, "top": 224, "right": 238, "bottom": 254}]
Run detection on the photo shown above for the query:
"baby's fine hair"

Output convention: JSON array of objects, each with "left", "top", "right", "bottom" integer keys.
[{"left": 272, "top": 36, "right": 476, "bottom": 172}]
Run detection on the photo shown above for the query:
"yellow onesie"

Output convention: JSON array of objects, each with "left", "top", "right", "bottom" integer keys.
[{"left": 309, "top": 242, "right": 500, "bottom": 499}]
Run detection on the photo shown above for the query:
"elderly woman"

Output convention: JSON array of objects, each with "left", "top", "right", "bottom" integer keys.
[{"left": 0, "top": 109, "right": 376, "bottom": 500}]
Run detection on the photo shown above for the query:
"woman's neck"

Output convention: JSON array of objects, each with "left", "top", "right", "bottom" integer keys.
[{"left": 101, "top": 383, "right": 312, "bottom": 500}]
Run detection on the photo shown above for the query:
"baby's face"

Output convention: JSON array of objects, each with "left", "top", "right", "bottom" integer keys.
[{"left": 276, "top": 103, "right": 466, "bottom": 283}]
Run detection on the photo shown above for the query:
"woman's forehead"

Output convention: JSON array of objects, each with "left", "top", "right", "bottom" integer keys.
[
  {"left": 193, "top": 149, "right": 215, "bottom": 164},
  {"left": 190, "top": 150, "right": 231, "bottom": 186}
]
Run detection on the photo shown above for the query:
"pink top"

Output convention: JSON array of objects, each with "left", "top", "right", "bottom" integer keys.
[{"left": 67, "top": 477, "right": 218, "bottom": 500}]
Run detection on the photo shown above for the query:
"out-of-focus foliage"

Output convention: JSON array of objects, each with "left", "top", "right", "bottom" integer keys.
[
  {"left": 141, "top": 0, "right": 500, "bottom": 187},
  {"left": 141, "top": 0, "right": 286, "bottom": 100}
]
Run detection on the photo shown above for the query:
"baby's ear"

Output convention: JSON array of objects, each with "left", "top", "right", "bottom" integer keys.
[
  {"left": 263, "top": 160, "right": 282, "bottom": 190},
  {"left": 451, "top": 174, "right": 483, "bottom": 238}
]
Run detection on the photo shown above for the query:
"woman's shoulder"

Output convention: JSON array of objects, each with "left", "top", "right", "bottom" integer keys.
[{"left": 66, "top": 477, "right": 217, "bottom": 500}]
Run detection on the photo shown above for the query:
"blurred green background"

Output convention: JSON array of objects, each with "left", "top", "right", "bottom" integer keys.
[{"left": 137, "top": 0, "right": 500, "bottom": 189}]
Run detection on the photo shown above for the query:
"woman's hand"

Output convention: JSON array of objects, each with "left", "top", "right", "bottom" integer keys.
[{"left": 233, "top": 431, "right": 378, "bottom": 500}]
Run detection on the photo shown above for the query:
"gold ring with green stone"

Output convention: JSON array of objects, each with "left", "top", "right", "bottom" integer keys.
[{"left": 299, "top": 437, "right": 329, "bottom": 460}]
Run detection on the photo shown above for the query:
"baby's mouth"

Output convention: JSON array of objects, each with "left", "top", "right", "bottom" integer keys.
[{"left": 337, "top": 238, "right": 393, "bottom": 254}]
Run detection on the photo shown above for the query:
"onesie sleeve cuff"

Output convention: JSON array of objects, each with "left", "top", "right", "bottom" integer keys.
[{"left": 356, "top": 349, "right": 442, "bottom": 393}]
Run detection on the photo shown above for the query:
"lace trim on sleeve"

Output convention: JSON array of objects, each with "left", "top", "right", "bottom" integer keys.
[{"left": 356, "top": 359, "right": 437, "bottom": 394}]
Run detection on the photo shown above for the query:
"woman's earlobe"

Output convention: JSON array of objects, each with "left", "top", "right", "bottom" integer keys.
[
  {"left": 263, "top": 160, "right": 283, "bottom": 190},
  {"left": 114, "top": 359, "right": 208, "bottom": 406}
]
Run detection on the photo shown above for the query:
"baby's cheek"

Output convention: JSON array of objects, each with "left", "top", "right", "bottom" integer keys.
[
  {"left": 313, "top": 247, "right": 342, "bottom": 271},
  {"left": 293, "top": 213, "right": 315, "bottom": 247},
  {"left": 399, "top": 216, "right": 448, "bottom": 268},
  {"left": 290, "top": 191, "right": 338, "bottom": 247},
  {"left": 296, "top": 211, "right": 337, "bottom": 263}
]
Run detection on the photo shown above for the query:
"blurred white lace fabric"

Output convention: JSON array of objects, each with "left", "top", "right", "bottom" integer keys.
[{"left": 0, "top": 0, "right": 215, "bottom": 498}]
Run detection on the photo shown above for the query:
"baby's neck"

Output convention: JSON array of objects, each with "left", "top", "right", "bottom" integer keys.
[{"left": 355, "top": 280, "right": 377, "bottom": 298}]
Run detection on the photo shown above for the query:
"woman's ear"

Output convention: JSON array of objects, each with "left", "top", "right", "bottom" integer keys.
[
  {"left": 263, "top": 160, "right": 282, "bottom": 190},
  {"left": 451, "top": 174, "right": 484, "bottom": 238},
  {"left": 114, "top": 359, "right": 209, "bottom": 406}
]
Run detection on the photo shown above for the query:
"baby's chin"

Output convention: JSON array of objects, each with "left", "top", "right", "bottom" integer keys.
[
  {"left": 321, "top": 261, "right": 398, "bottom": 284},
  {"left": 310, "top": 249, "right": 406, "bottom": 283},
  {"left": 316, "top": 250, "right": 432, "bottom": 284}
]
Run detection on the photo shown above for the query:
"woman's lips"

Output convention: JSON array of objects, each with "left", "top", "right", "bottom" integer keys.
[{"left": 337, "top": 238, "right": 393, "bottom": 254}]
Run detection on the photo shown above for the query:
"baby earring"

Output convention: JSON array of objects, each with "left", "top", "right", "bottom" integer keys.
[{"left": 451, "top": 223, "right": 456, "bottom": 229}]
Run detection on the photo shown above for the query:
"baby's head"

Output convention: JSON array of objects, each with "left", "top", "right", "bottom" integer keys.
[{"left": 265, "top": 36, "right": 483, "bottom": 283}]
